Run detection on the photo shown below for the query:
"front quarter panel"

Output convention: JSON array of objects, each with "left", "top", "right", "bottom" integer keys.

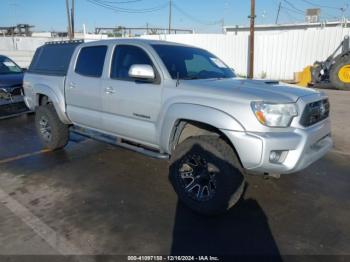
[{"left": 158, "top": 102, "right": 245, "bottom": 153}]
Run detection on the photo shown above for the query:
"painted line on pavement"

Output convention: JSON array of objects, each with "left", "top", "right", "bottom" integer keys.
[
  {"left": 0, "top": 188, "right": 93, "bottom": 260},
  {"left": 0, "top": 149, "right": 51, "bottom": 165}
]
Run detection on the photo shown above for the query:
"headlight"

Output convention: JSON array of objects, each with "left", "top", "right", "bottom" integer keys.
[
  {"left": 251, "top": 102, "right": 298, "bottom": 127},
  {"left": 0, "top": 88, "right": 10, "bottom": 100}
]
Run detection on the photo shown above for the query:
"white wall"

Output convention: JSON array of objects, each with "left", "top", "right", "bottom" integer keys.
[
  {"left": 0, "top": 37, "right": 49, "bottom": 68},
  {"left": 2, "top": 26, "right": 350, "bottom": 79},
  {"left": 142, "top": 26, "right": 350, "bottom": 80}
]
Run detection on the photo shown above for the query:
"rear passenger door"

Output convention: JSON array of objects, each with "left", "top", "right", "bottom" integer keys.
[
  {"left": 101, "top": 44, "right": 162, "bottom": 146},
  {"left": 66, "top": 45, "right": 107, "bottom": 129}
]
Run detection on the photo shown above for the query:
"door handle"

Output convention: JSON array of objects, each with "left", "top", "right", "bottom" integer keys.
[
  {"left": 69, "top": 82, "right": 77, "bottom": 89},
  {"left": 105, "top": 87, "right": 116, "bottom": 94}
]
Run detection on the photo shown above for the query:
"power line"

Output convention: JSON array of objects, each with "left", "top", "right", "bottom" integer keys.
[
  {"left": 172, "top": 2, "right": 222, "bottom": 26},
  {"left": 281, "top": 5, "right": 304, "bottom": 16},
  {"left": 85, "top": 0, "right": 168, "bottom": 13},
  {"left": 300, "top": 0, "right": 343, "bottom": 11},
  {"left": 298, "top": 0, "right": 345, "bottom": 20},
  {"left": 276, "top": 1, "right": 282, "bottom": 24},
  {"left": 98, "top": 0, "right": 143, "bottom": 4},
  {"left": 93, "top": 0, "right": 167, "bottom": 12},
  {"left": 282, "top": 7, "right": 302, "bottom": 22},
  {"left": 283, "top": 0, "right": 304, "bottom": 14}
]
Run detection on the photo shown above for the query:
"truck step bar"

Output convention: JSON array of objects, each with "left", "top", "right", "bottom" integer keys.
[{"left": 70, "top": 126, "right": 170, "bottom": 160}]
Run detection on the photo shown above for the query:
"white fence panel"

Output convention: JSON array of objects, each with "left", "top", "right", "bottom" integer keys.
[
  {"left": 1, "top": 29, "right": 350, "bottom": 79},
  {"left": 142, "top": 28, "right": 350, "bottom": 80}
]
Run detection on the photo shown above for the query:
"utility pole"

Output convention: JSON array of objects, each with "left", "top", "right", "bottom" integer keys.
[
  {"left": 66, "top": 0, "right": 72, "bottom": 39},
  {"left": 275, "top": 1, "right": 282, "bottom": 24},
  {"left": 168, "top": 0, "right": 172, "bottom": 34},
  {"left": 248, "top": 0, "right": 256, "bottom": 79},
  {"left": 71, "top": 0, "right": 75, "bottom": 39}
]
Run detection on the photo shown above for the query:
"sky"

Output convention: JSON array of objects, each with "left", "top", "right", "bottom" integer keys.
[{"left": 1, "top": 0, "right": 350, "bottom": 33}]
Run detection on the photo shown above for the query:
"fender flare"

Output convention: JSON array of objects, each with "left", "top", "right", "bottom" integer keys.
[
  {"left": 158, "top": 103, "right": 245, "bottom": 153},
  {"left": 34, "top": 84, "right": 71, "bottom": 124}
]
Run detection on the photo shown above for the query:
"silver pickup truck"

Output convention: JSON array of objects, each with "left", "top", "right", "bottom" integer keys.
[{"left": 24, "top": 39, "right": 333, "bottom": 215}]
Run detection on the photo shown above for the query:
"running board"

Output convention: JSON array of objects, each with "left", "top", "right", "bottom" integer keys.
[{"left": 70, "top": 126, "right": 170, "bottom": 160}]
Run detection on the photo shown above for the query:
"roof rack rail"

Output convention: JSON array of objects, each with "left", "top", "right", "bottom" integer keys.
[{"left": 45, "top": 40, "right": 84, "bottom": 45}]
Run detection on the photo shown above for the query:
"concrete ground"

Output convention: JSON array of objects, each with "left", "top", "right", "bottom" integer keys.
[{"left": 0, "top": 89, "right": 349, "bottom": 260}]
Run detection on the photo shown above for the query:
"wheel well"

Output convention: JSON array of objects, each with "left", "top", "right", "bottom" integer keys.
[
  {"left": 170, "top": 120, "right": 244, "bottom": 168},
  {"left": 38, "top": 94, "right": 50, "bottom": 106}
]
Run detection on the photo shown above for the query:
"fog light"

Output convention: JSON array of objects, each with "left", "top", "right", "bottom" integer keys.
[{"left": 269, "top": 150, "right": 288, "bottom": 164}]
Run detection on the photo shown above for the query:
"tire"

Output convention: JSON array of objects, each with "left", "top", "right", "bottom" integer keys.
[
  {"left": 35, "top": 104, "right": 69, "bottom": 151},
  {"left": 169, "top": 136, "right": 245, "bottom": 216},
  {"left": 330, "top": 55, "right": 350, "bottom": 90}
]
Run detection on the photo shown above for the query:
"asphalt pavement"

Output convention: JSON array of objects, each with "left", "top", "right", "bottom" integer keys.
[{"left": 0, "top": 89, "right": 349, "bottom": 261}]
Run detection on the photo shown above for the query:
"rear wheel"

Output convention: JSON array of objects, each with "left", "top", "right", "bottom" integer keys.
[
  {"left": 35, "top": 104, "right": 69, "bottom": 150},
  {"left": 169, "top": 136, "right": 245, "bottom": 216},
  {"left": 330, "top": 55, "right": 350, "bottom": 90}
]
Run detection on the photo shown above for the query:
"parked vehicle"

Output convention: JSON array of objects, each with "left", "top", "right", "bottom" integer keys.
[
  {"left": 0, "top": 55, "right": 29, "bottom": 119},
  {"left": 24, "top": 39, "right": 333, "bottom": 215}
]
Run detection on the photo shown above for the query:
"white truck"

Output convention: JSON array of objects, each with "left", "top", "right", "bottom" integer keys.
[{"left": 23, "top": 39, "right": 333, "bottom": 215}]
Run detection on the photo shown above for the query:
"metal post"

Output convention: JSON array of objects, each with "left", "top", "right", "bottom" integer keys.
[
  {"left": 71, "top": 0, "right": 75, "bottom": 39},
  {"left": 248, "top": 0, "right": 255, "bottom": 79},
  {"left": 66, "top": 0, "right": 72, "bottom": 39},
  {"left": 168, "top": 0, "right": 172, "bottom": 34}
]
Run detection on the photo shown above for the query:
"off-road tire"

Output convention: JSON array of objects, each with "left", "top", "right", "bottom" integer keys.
[
  {"left": 330, "top": 55, "right": 350, "bottom": 90},
  {"left": 169, "top": 136, "right": 245, "bottom": 216},
  {"left": 35, "top": 104, "right": 69, "bottom": 151}
]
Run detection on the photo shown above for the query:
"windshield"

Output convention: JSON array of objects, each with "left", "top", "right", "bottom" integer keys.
[
  {"left": 152, "top": 44, "right": 235, "bottom": 80},
  {"left": 0, "top": 57, "right": 22, "bottom": 74}
]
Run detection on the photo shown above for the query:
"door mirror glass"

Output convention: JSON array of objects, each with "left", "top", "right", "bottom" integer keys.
[{"left": 128, "top": 64, "right": 155, "bottom": 80}]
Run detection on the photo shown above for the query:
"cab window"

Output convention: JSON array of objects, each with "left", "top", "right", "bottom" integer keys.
[
  {"left": 75, "top": 46, "right": 107, "bottom": 77},
  {"left": 111, "top": 45, "right": 154, "bottom": 80}
]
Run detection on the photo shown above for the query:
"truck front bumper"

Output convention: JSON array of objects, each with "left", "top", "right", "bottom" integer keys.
[
  {"left": 0, "top": 95, "right": 30, "bottom": 119},
  {"left": 222, "top": 118, "right": 333, "bottom": 174}
]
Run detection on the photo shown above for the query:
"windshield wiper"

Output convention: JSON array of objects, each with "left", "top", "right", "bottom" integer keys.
[{"left": 181, "top": 76, "right": 200, "bottom": 80}]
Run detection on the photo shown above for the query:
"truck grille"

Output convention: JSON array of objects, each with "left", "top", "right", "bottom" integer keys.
[
  {"left": 10, "top": 86, "right": 23, "bottom": 96},
  {"left": 300, "top": 99, "right": 330, "bottom": 127}
]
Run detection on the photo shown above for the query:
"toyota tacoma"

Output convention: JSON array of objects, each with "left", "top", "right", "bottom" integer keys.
[{"left": 23, "top": 39, "right": 333, "bottom": 215}]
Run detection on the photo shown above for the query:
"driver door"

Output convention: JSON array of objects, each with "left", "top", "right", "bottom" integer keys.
[{"left": 101, "top": 44, "right": 162, "bottom": 147}]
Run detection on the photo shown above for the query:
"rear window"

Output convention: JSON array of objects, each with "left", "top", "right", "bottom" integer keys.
[
  {"left": 29, "top": 42, "right": 80, "bottom": 76},
  {"left": 75, "top": 46, "right": 107, "bottom": 78}
]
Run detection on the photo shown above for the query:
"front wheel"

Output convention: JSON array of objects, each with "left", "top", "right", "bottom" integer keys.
[
  {"left": 35, "top": 104, "right": 69, "bottom": 151},
  {"left": 169, "top": 136, "right": 245, "bottom": 216},
  {"left": 330, "top": 55, "right": 350, "bottom": 90}
]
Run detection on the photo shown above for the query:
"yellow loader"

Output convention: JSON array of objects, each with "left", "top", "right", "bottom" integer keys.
[{"left": 297, "top": 36, "right": 350, "bottom": 90}]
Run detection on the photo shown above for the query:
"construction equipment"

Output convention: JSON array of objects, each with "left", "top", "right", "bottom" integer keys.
[{"left": 297, "top": 36, "right": 350, "bottom": 90}]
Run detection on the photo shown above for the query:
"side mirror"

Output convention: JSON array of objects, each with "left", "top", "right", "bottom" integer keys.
[{"left": 128, "top": 64, "right": 155, "bottom": 80}]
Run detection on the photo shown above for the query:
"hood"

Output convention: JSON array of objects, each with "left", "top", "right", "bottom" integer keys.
[
  {"left": 182, "top": 78, "right": 319, "bottom": 103},
  {"left": 0, "top": 73, "right": 24, "bottom": 89}
]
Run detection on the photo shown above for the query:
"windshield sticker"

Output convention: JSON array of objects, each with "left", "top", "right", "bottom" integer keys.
[
  {"left": 3, "top": 61, "right": 16, "bottom": 67},
  {"left": 210, "top": 57, "right": 226, "bottom": 68}
]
